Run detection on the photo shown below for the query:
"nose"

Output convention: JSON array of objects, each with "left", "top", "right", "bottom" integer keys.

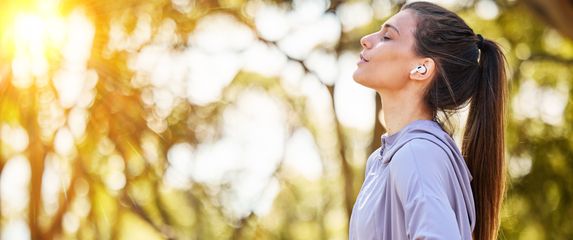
[{"left": 360, "top": 35, "right": 371, "bottom": 49}]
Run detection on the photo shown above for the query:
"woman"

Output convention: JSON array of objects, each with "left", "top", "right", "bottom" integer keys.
[{"left": 349, "top": 2, "right": 507, "bottom": 240}]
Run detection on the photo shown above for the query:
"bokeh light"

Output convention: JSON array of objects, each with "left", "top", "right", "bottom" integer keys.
[{"left": 1, "top": 0, "right": 573, "bottom": 239}]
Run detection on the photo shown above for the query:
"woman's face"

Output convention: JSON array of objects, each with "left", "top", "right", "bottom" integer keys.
[{"left": 353, "top": 9, "right": 421, "bottom": 91}]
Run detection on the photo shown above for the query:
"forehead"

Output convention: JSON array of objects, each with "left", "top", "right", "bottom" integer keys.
[{"left": 385, "top": 9, "right": 417, "bottom": 34}]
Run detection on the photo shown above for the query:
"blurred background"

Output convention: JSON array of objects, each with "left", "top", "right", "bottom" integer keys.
[{"left": 0, "top": 0, "right": 572, "bottom": 239}]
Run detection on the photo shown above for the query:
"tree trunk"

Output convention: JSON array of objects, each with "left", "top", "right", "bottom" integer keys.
[
  {"left": 521, "top": 0, "right": 573, "bottom": 40},
  {"left": 26, "top": 86, "right": 45, "bottom": 240}
]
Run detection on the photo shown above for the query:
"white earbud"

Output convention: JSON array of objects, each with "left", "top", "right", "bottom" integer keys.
[{"left": 410, "top": 65, "right": 427, "bottom": 75}]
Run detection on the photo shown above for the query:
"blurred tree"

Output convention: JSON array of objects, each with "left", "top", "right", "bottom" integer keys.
[{"left": 521, "top": 0, "right": 573, "bottom": 40}]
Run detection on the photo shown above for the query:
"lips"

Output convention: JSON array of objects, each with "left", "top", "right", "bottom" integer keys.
[
  {"left": 357, "top": 53, "right": 369, "bottom": 65},
  {"left": 360, "top": 53, "right": 369, "bottom": 62}
]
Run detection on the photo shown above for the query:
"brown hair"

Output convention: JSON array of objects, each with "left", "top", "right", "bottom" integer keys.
[{"left": 401, "top": 2, "right": 507, "bottom": 240}]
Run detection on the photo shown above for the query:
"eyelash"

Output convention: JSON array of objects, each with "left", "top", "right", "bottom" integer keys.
[{"left": 379, "top": 30, "right": 391, "bottom": 41}]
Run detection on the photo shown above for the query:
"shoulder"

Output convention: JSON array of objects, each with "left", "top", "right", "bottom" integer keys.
[
  {"left": 389, "top": 138, "right": 452, "bottom": 191},
  {"left": 391, "top": 138, "right": 449, "bottom": 168}
]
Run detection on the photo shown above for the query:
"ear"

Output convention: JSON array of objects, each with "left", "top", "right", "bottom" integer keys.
[{"left": 409, "top": 58, "right": 436, "bottom": 82}]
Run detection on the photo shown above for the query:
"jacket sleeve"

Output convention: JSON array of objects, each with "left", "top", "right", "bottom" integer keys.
[{"left": 389, "top": 139, "right": 462, "bottom": 240}]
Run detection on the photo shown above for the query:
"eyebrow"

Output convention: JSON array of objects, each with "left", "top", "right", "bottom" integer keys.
[{"left": 381, "top": 23, "right": 400, "bottom": 35}]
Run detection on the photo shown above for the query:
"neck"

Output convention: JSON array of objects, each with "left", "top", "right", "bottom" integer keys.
[{"left": 378, "top": 90, "right": 433, "bottom": 135}]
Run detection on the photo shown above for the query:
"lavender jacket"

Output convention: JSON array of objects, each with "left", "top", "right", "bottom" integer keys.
[{"left": 349, "top": 120, "right": 475, "bottom": 240}]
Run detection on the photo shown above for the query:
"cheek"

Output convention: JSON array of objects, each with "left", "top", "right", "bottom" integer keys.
[
  {"left": 372, "top": 48, "right": 413, "bottom": 88},
  {"left": 353, "top": 44, "right": 415, "bottom": 90},
  {"left": 377, "top": 66, "right": 408, "bottom": 89},
  {"left": 353, "top": 60, "right": 408, "bottom": 90}
]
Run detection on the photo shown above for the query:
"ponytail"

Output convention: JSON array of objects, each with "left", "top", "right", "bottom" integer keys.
[
  {"left": 462, "top": 38, "right": 508, "bottom": 240},
  {"left": 401, "top": 2, "right": 509, "bottom": 239}
]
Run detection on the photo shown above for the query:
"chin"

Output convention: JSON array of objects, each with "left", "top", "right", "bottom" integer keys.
[
  {"left": 353, "top": 72, "right": 374, "bottom": 88},
  {"left": 352, "top": 71, "right": 365, "bottom": 84}
]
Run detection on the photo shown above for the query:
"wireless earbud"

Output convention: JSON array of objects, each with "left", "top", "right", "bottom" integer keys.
[{"left": 410, "top": 65, "right": 427, "bottom": 75}]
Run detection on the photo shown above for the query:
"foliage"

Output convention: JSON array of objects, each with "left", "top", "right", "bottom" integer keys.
[{"left": 0, "top": 0, "right": 572, "bottom": 239}]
